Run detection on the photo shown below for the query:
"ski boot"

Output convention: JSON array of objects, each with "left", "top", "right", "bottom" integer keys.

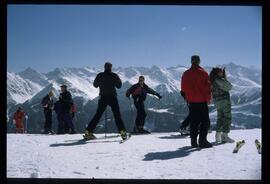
[
  {"left": 83, "top": 130, "right": 96, "bottom": 140},
  {"left": 215, "top": 132, "right": 222, "bottom": 143},
  {"left": 48, "top": 129, "right": 56, "bottom": 135},
  {"left": 222, "top": 133, "right": 235, "bottom": 143},
  {"left": 191, "top": 138, "right": 198, "bottom": 148},
  {"left": 199, "top": 140, "right": 213, "bottom": 148},
  {"left": 179, "top": 127, "right": 190, "bottom": 136},
  {"left": 120, "top": 130, "right": 128, "bottom": 141}
]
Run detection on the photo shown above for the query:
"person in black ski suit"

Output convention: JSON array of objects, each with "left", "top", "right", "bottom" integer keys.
[
  {"left": 84, "top": 62, "right": 128, "bottom": 140},
  {"left": 41, "top": 91, "right": 54, "bottom": 134},
  {"left": 126, "top": 76, "right": 162, "bottom": 134},
  {"left": 179, "top": 90, "right": 191, "bottom": 135},
  {"left": 53, "top": 99, "right": 62, "bottom": 130},
  {"left": 58, "top": 85, "right": 76, "bottom": 134}
]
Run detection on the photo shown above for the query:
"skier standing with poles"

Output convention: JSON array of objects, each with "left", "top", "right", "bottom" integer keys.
[
  {"left": 181, "top": 55, "right": 212, "bottom": 148},
  {"left": 83, "top": 62, "right": 128, "bottom": 141},
  {"left": 126, "top": 76, "right": 162, "bottom": 134}
]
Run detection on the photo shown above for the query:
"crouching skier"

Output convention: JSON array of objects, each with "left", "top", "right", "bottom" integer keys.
[
  {"left": 126, "top": 76, "right": 162, "bottom": 134},
  {"left": 83, "top": 62, "right": 128, "bottom": 141}
]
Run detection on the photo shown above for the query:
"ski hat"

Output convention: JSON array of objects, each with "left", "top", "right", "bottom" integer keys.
[
  {"left": 104, "top": 62, "right": 112, "bottom": 70},
  {"left": 139, "top": 76, "right": 145, "bottom": 81},
  {"left": 60, "top": 84, "right": 67, "bottom": 88},
  {"left": 191, "top": 55, "right": 200, "bottom": 64}
]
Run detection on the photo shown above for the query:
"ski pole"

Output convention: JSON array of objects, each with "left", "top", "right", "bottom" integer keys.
[
  {"left": 25, "top": 115, "right": 28, "bottom": 134},
  {"left": 105, "top": 108, "right": 108, "bottom": 139}
]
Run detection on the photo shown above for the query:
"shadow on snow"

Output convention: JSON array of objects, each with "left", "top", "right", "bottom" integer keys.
[
  {"left": 158, "top": 134, "right": 190, "bottom": 139},
  {"left": 143, "top": 146, "right": 201, "bottom": 161},
  {"left": 49, "top": 135, "right": 121, "bottom": 147}
]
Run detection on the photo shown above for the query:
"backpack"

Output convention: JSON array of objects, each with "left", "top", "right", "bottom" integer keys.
[{"left": 71, "top": 103, "right": 77, "bottom": 113}]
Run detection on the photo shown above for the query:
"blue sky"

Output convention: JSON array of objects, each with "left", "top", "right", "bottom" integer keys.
[{"left": 7, "top": 5, "right": 262, "bottom": 73}]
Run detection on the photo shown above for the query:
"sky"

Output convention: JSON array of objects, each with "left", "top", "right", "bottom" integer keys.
[{"left": 7, "top": 5, "right": 262, "bottom": 73}]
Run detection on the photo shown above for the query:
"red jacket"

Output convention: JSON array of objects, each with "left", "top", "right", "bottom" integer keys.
[
  {"left": 13, "top": 111, "right": 26, "bottom": 128},
  {"left": 181, "top": 64, "right": 211, "bottom": 103}
]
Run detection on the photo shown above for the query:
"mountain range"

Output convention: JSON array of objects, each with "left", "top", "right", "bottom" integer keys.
[{"left": 7, "top": 62, "right": 261, "bottom": 133}]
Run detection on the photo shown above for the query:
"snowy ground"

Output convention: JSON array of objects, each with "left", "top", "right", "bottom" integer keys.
[{"left": 7, "top": 129, "right": 261, "bottom": 179}]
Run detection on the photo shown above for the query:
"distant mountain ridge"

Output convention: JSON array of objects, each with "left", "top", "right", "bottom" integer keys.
[{"left": 7, "top": 63, "right": 261, "bottom": 133}]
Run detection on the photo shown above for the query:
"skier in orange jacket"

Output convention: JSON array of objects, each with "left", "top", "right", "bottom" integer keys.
[{"left": 13, "top": 107, "right": 26, "bottom": 133}]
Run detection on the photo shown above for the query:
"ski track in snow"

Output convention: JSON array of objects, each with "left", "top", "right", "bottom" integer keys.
[{"left": 7, "top": 129, "right": 261, "bottom": 179}]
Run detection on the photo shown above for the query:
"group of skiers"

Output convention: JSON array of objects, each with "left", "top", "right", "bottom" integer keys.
[
  {"left": 12, "top": 85, "right": 77, "bottom": 134},
  {"left": 83, "top": 62, "right": 162, "bottom": 141},
  {"left": 11, "top": 55, "right": 234, "bottom": 148},
  {"left": 84, "top": 56, "right": 234, "bottom": 148},
  {"left": 41, "top": 84, "right": 77, "bottom": 134},
  {"left": 179, "top": 55, "right": 234, "bottom": 148}
]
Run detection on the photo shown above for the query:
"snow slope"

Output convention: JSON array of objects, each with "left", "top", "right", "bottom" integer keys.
[{"left": 7, "top": 129, "right": 261, "bottom": 179}]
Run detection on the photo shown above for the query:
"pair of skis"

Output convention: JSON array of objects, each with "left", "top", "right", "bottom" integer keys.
[
  {"left": 232, "top": 139, "right": 261, "bottom": 154},
  {"left": 83, "top": 133, "right": 132, "bottom": 144}
]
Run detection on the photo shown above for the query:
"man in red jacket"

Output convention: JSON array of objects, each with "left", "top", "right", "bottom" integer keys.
[{"left": 181, "top": 55, "right": 212, "bottom": 148}]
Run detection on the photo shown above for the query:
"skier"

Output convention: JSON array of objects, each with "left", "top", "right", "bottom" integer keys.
[
  {"left": 58, "top": 84, "right": 76, "bottom": 134},
  {"left": 181, "top": 55, "right": 212, "bottom": 148},
  {"left": 53, "top": 100, "right": 62, "bottom": 132},
  {"left": 126, "top": 76, "right": 162, "bottom": 134},
  {"left": 83, "top": 62, "right": 128, "bottom": 141},
  {"left": 41, "top": 91, "right": 54, "bottom": 134},
  {"left": 64, "top": 102, "right": 77, "bottom": 133},
  {"left": 179, "top": 90, "right": 191, "bottom": 135},
  {"left": 13, "top": 107, "right": 27, "bottom": 133},
  {"left": 210, "top": 67, "right": 234, "bottom": 143}
]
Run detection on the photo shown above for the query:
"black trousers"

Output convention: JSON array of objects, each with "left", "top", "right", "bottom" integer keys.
[
  {"left": 57, "top": 113, "right": 74, "bottom": 134},
  {"left": 189, "top": 102, "right": 210, "bottom": 144},
  {"left": 86, "top": 96, "right": 126, "bottom": 133},
  {"left": 134, "top": 100, "right": 147, "bottom": 130},
  {"left": 181, "top": 104, "right": 191, "bottom": 129},
  {"left": 44, "top": 109, "right": 52, "bottom": 130}
]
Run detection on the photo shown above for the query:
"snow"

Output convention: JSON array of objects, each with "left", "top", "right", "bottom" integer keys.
[
  {"left": 7, "top": 129, "right": 261, "bottom": 179},
  {"left": 8, "top": 64, "right": 261, "bottom": 107},
  {"left": 62, "top": 75, "right": 99, "bottom": 100},
  {"left": 7, "top": 72, "right": 43, "bottom": 104},
  {"left": 148, "top": 108, "right": 174, "bottom": 114}
]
